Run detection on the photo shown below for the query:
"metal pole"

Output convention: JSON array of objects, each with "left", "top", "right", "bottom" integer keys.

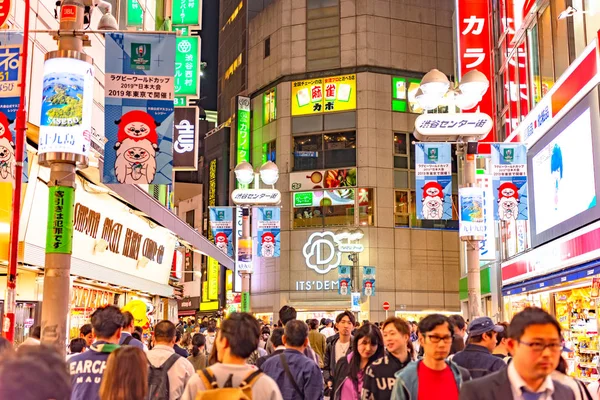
[
  {"left": 352, "top": 253, "right": 359, "bottom": 321},
  {"left": 463, "top": 148, "right": 482, "bottom": 318},
  {"left": 3, "top": 0, "right": 31, "bottom": 343},
  {"left": 240, "top": 207, "right": 251, "bottom": 313}
]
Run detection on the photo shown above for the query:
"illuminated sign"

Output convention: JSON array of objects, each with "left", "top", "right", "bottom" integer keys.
[
  {"left": 173, "top": 107, "right": 198, "bottom": 170},
  {"left": 207, "top": 257, "right": 219, "bottom": 300},
  {"left": 231, "top": 189, "right": 281, "bottom": 205},
  {"left": 171, "top": 0, "right": 200, "bottom": 26},
  {"left": 295, "top": 280, "right": 340, "bottom": 291},
  {"left": 207, "top": 159, "right": 217, "bottom": 241},
  {"left": 175, "top": 37, "right": 199, "bottom": 96},
  {"left": 303, "top": 231, "right": 342, "bottom": 274},
  {"left": 236, "top": 96, "right": 250, "bottom": 165},
  {"left": 127, "top": 0, "right": 143, "bottom": 27},
  {"left": 291, "top": 74, "right": 356, "bottom": 116}
]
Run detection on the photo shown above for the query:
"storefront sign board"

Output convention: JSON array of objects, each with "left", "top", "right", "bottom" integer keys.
[
  {"left": 173, "top": 106, "right": 199, "bottom": 170},
  {"left": 291, "top": 74, "right": 356, "bottom": 116}
]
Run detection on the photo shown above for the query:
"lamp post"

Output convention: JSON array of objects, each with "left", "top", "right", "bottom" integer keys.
[
  {"left": 232, "top": 161, "right": 280, "bottom": 313},
  {"left": 336, "top": 228, "right": 364, "bottom": 319},
  {"left": 414, "top": 69, "right": 491, "bottom": 319}
]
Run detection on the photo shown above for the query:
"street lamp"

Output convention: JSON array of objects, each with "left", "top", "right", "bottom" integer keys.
[
  {"left": 336, "top": 228, "right": 364, "bottom": 318},
  {"left": 416, "top": 69, "right": 488, "bottom": 112}
]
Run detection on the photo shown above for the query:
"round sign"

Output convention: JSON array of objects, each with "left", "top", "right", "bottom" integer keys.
[{"left": 383, "top": 301, "right": 390, "bottom": 311}]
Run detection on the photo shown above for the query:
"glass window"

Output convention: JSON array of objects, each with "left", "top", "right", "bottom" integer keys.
[
  {"left": 537, "top": 6, "right": 555, "bottom": 97},
  {"left": 263, "top": 88, "right": 276, "bottom": 125},
  {"left": 394, "top": 190, "right": 410, "bottom": 227},
  {"left": 394, "top": 133, "right": 407, "bottom": 155},
  {"left": 293, "top": 189, "right": 356, "bottom": 229},
  {"left": 407, "top": 81, "right": 423, "bottom": 113},
  {"left": 551, "top": 0, "right": 570, "bottom": 78},
  {"left": 293, "top": 131, "right": 356, "bottom": 171},
  {"left": 527, "top": 25, "right": 541, "bottom": 107},
  {"left": 262, "top": 140, "right": 276, "bottom": 163},
  {"left": 293, "top": 135, "right": 323, "bottom": 170},
  {"left": 358, "top": 188, "right": 374, "bottom": 226},
  {"left": 584, "top": 0, "right": 600, "bottom": 46}
]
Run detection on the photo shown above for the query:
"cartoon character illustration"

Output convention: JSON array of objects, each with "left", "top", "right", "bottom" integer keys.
[
  {"left": 260, "top": 232, "right": 276, "bottom": 257},
  {"left": 551, "top": 144, "right": 563, "bottom": 212},
  {"left": 421, "top": 181, "right": 445, "bottom": 219},
  {"left": 0, "top": 112, "right": 15, "bottom": 181},
  {"left": 114, "top": 110, "right": 161, "bottom": 184},
  {"left": 215, "top": 232, "right": 229, "bottom": 254},
  {"left": 497, "top": 182, "right": 520, "bottom": 221},
  {"left": 339, "top": 280, "right": 349, "bottom": 295},
  {"left": 364, "top": 281, "right": 373, "bottom": 297}
]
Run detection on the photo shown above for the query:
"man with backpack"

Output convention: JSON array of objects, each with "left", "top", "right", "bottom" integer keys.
[
  {"left": 119, "top": 310, "right": 145, "bottom": 350},
  {"left": 147, "top": 320, "right": 195, "bottom": 400},
  {"left": 182, "top": 312, "right": 282, "bottom": 400}
]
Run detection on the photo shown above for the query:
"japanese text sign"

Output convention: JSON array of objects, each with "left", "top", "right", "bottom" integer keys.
[
  {"left": 209, "top": 207, "right": 234, "bottom": 257},
  {"left": 231, "top": 189, "right": 281, "bottom": 205},
  {"left": 236, "top": 96, "right": 250, "bottom": 165},
  {"left": 175, "top": 36, "right": 199, "bottom": 96},
  {"left": 46, "top": 186, "right": 75, "bottom": 254},
  {"left": 291, "top": 74, "right": 356, "bottom": 116},
  {"left": 171, "top": 0, "right": 200, "bottom": 26},
  {"left": 207, "top": 257, "right": 219, "bottom": 300},
  {"left": 173, "top": 106, "right": 198, "bottom": 170},
  {"left": 127, "top": 0, "right": 143, "bottom": 27},
  {"left": 0, "top": 0, "right": 10, "bottom": 27},
  {"left": 415, "top": 113, "right": 493, "bottom": 139},
  {"left": 475, "top": 173, "right": 497, "bottom": 261},
  {"left": 491, "top": 144, "right": 528, "bottom": 221},
  {"left": 415, "top": 143, "right": 453, "bottom": 220},
  {"left": 254, "top": 207, "right": 280, "bottom": 258}
]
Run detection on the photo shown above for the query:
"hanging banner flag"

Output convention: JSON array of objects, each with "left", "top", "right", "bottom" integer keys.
[
  {"left": 362, "top": 266, "right": 375, "bottom": 297},
  {"left": 459, "top": 187, "right": 485, "bottom": 239},
  {"left": 0, "top": 32, "right": 27, "bottom": 184},
  {"left": 103, "top": 33, "right": 175, "bottom": 185},
  {"left": 255, "top": 207, "right": 280, "bottom": 258},
  {"left": 338, "top": 265, "right": 351, "bottom": 296},
  {"left": 415, "top": 143, "right": 452, "bottom": 220},
  {"left": 491, "top": 144, "right": 528, "bottom": 221},
  {"left": 209, "top": 207, "right": 234, "bottom": 257}
]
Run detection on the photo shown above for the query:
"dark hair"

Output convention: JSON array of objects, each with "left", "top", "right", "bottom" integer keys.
[
  {"left": 450, "top": 336, "right": 465, "bottom": 355},
  {"left": 122, "top": 311, "right": 135, "bottom": 329},
  {"left": 448, "top": 315, "right": 466, "bottom": 331},
  {"left": 91, "top": 305, "right": 124, "bottom": 339},
  {"left": 284, "top": 320, "right": 309, "bottom": 347},
  {"left": 468, "top": 333, "right": 485, "bottom": 344},
  {"left": 349, "top": 324, "right": 384, "bottom": 386},
  {"left": 496, "top": 322, "right": 509, "bottom": 346},
  {"left": 270, "top": 328, "right": 284, "bottom": 348},
  {"left": 80, "top": 324, "right": 93, "bottom": 337},
  {"left": 175, "top": 330, "right": 182, "bottom": 342},
  {"left": 30, "top": 326, "right": 41, "bottom": 340},
  {"left": 191, "top": 333, "right": 206, "bottom": 357},
  {"left": 221, "top": 313, "right": 260, "bottom": 359},
  {"left": 309, "top": 319, "right": 319, "bottom": 330},
  {"left": 382, "top": 317, "right": 415, "bottom": 356},
  {"left": 154, "top": 320, "right": 176, "bottom": 342},
  {"left": 134, "top": 326, "right": 143, "bottom": 335},
  {"left": 132, "top": 331, "right": 142, "bottom": 341},
  {"left": 320, "top": 318, "right": 326, "bottom": 326},
  {"left": 69, "top": 338, "right": 87, "bottom": 354},
  {"left": 279, "top": 306, "right": 297, "bottom": 326},
  {"left": 556, "top": 355, "right": 568, "bottom": 374},
  {"left": 508, "top": 307, "right": 561, "bottom": 340},
  {"left": 0, "top": 336, "right": 12, "bottom": 356},
  {"left": 207, "top": 326, "right": 216, "bottom": 333},
  {"left": 261, "top": 326, "right": 271, "bottom": 335},
  {"left": 99, "top": 346, "right": 148, "bottom": 400},
  {"left": 418, "top": 314, "right": 454, "bottom": 336},
  {"left": 336, "top": 310, "right": 356, "bottom": 325}
]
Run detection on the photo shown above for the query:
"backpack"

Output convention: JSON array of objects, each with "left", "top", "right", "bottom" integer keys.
[
  {"left": 148, "top": 353, "right": 180, "bottom": 400},
  {"left": 195, "top": 368, "right": 263, "bottom": 400}
]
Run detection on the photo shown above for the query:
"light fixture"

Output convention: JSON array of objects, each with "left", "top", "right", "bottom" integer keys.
[
  {"left": 419, "top": 69, "right": 450, "bottom": 97},
  {"left": 234, "top": 162, "right": 255, "bottom": 185},
  {"left": 96, "top": 0, "right": 119, "bottom": 30},
  {"left": 459, "top": 69, "right": 489, "bottom": 99},
  {"left": 415, "top": 88, "right": 442, "bottom": 111},
  {"left": 558, "top": 5, "right": 578, "bottom": 20},
  {"left": 259, "top": 161, "right": 279, "bottom": 185},
  {"left": 348, "top": 229, "right": 364, "bottom": 241}
]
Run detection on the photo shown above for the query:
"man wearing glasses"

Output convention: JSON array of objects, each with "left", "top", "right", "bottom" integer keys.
[
  {"left": 459, "top": 307, "right": 575, "bottom": 400},
  {"left": 391, "top": 314, "right": 471, "bottom": 400}
]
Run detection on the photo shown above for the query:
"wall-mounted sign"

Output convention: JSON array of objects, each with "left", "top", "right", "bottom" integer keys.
[
  {"left": 173, "top": 106, "right": 198, "bottom": 170},
  {"left": 491, "top": 144, "right": 528, "bottom": 221},
  {"left": 415, "top": 143, "right": 452, "bottom": 220},
  {"left": 339, "top": 243, "right": 364, "bottom": 253},
  {"left": 171, "top": 0, "right": 200, "bottom": 26},
  {"left": 236, "top": 96, "right": 250, "bottom": 165},
  {"left": 292, "top": 189, "right": 355, "bottom": 208},
  {"left": 295, "top": 280, "right": 340, "bottom": 291},
  {"left": 303, "top": 231, "right": 342, "bottom": 274},
  {"left": 290, "top": 167, "right": 357, "bottom": 191},
  {"left": 231, "top": 189, "right": 281, "bottom": 205},
  {"left": 392, "top": 76, "right": 422, "bottom": 113},
  {"left": 0, "top": 0, "right": 11, "bottom": 27},
  {"left": 459, "top": 187, "right": 485, "bottom": 240},
  {"left": 175, "top": 37, "right": 199, "bottom": 96},
  {"left": 414, "top": 113, "right": 493, "bottom": 139},
  {"left": 127, "top": 0, "right": 143, "bottom": 27},
  {"left": 475, "top": 174, "right": 497, "bottom": 261},
  {"left": 291, "top": 74, "right": 356, "bottom": 116}
]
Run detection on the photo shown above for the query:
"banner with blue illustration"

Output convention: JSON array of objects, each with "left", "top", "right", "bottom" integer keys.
[
  {"left": 103, "top": 33, "right": 175, "bottom": 184},
  {"left": 362, "top": 266, "right": 375, "bottom": 296},
  {"left": 209, "top": 207, "right": 233, "bottom": 257},
  {"left": 0, "top": 32, "right": 27, "bottom": 184},
  {"left": 255, "top": 207, "right": 280, "bottom": 258},
  {"left": 459, "top": 187, "right": 485, "bottom": 238},
  {"left": 491, "top": 144, "right": 528, "bottom": 221},
  {"left": 415, "top": 143, "right": 452, "bottom": 220},
  {"left": 338, "top": 265, "right": 351, "bottom": 296}
]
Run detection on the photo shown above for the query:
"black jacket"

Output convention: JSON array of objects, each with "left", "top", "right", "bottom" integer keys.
[
  {"left": 451, "top": 344, "right": 507, "bottom": 379},
  {"left": 331, "top": 353, "right": 351, "bottom": 399},
  {"left": 323, "top": 336, "right": 353, "bottom": 382},
  {"left": 361, "top": 350, "right": 413, "bottom": 400}
]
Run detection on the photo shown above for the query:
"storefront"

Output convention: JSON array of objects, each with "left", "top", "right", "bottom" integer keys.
[{"left": 178, "top": 297, "right": 200, "bottom": 318}]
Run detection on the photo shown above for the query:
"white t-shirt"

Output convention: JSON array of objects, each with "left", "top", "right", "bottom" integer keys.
[
  {"left": 335, "top": 340, "right": 351, "bottom": 363},
  {"left": 321, "top": 327, "right": 335, "bottom": 338}
]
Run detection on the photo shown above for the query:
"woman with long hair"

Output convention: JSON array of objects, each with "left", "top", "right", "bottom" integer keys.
[
  {"left": 332, "top": 323, "right": 384, "bottom": 400},
  {"left": 99, "top": 346, "right": 148, "bottom": 400},
  {"left": 188, "top": 332, "right": 207, "bottom": 370}
]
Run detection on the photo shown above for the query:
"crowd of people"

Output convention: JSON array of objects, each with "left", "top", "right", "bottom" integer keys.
[{"left": 0, "top": 305, "right": 596, "bottom": 400}]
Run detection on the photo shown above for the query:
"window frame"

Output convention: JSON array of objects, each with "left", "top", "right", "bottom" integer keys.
[{"left": 292, "top": 130, "right": 356, "bottom": 172}]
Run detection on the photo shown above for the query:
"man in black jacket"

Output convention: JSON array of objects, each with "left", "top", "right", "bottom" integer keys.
[
  {"left": 257, "top": 328, "right": 285, "bottom": 369},
  {"left": 323, "top": 311, "right": 354, "bottom": 382}
]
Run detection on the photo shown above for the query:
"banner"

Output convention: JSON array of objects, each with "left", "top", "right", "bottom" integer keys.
[
  {"left": 103, "top": 33, "right": 175, "bottom": 184},
  {"left": 292, "top": 74, "right": 356, "bottom": 116},
  {"left": 338, "top": 265, "right": 351, "bottom": 296},
  {"left": 459, "top": 187, "right": 485, "bottom": 239},
  {"left": 255, "top": 207, "right": 280, "bottom": 258},
  {"left": 209, "top": 207, "right": 233, "bottom": 257},
  {"left": 362, "top": 266, "right": 375, "bottom": 297},
  {"left": 0, "top": 32, "right": 27, "bottom": 183},
  {"left": 415, "top": 143, "right": 452, "bottom": 220},
  {"left": 476, "top": 174, "right": 497, "bottom": 261},
  {"left": 491, "top": 144, "right": 528, "bottom": 221},
  {"left": 173, "top": 106, "right": 198, "bottom": 170}
]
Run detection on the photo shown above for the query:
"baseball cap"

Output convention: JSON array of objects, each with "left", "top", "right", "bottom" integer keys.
[{"left": 467, "top": 317, "right": 504, "bottom": 336}]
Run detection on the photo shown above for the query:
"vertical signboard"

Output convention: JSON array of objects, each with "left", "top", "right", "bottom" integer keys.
[
  {"left": 476, "top": 173, "right": 497, "bottom": 261},
  {"left": 362, "top": 266, "right": 375, "bottom": 297},
  {"left": 338, "top": 265, "right": 351, "bottom": 295},
  {"left": 415, "top": 143, "right": 452, "bottom": 220},
  {"left": 207, "top": 257, "right": 219, "bottom": 300},
  {"left": 175, "top": 36, "right": 199, "bottom": 96},
  {"left": 236, "top": 96, "right": 250, "bottom": 165},
  {"left": 127, "top": 0, "right": 144, "bottom": 27},
  {"left": 173, "top": 107, "right": 198, "bottom": 170},
  {"left": 233, "top": 206, "right": 243, "bottom": 293},
  {"left": 209, "top": 207, "right": 234, "bottom": 257},
  {"left": 459, "top": 187, "right": 485, "bottom": 239},
  {"left": 46, "top": 186, "right": 75, "bottom": 254},
  {"left": 255, "top": 207, "right": 280, "bottom": 258},
  {"left": 171, "top": 0, "right": 200, "bottom": 26},
  {"left": 103, "top": 33, "right": 175, "bottom": 185},
  {"left": 492, "top": 144, "right": 528, "bottom": 221}
]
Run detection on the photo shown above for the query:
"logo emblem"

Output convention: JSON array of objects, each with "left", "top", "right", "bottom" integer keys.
[
  {"left": 303, "top": 232, "right": 342, "bottom": 274},
  {"left": 131, "top": 43, "right": 152, "bottom": 70},
  {"left": 503, "top": 148, "right": 514, "bottom": 162},
  {"left": 428, "top": 147, "right": 438, "bottom": 161}
]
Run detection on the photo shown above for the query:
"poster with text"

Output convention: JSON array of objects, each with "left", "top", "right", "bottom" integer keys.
[
  {"left": 415, "top": 143, "right": 452, "bottom": 220},
  {"left": 209, "top": 207, "right": 233, "bottom": 257},
  {"left": 491, "top": 144, "right": 528, "bottom": 221},
  {"left": 255, "top": 207, "right": 280, "bottom": 258},
  {"left": 459, "top": 187, "right": 485, "bottom": 238},
  {"left": 103, "top": 33, "right": 175, "bottom": 184}
]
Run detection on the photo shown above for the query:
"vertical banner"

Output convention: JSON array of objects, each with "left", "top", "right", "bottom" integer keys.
[
  {"left": 173, "top": 106, "right": 199, "bottom": 170},
  {"left": 476, "top": 173, "right": 497, "bottom": 261},
  {"left": 362, "top": 266, "right": 376, "bottom": 297},
  {"left": 351, "top": 292, "right": 361, "bottom": 312},
  {"left": 338, "top": 265, "right": 351, "bottom": 295},
  {"left": 207, "top": 257, "right": 219, "bottom": 300},
  {"left": 0, "top": 32, "right": 27, "bottom": 183},
  {"left": 103, "top": 33, "right": 175, "bottom": 184},
  {"left": 236, "top": 96, "right": 250, "bottom": 165},
  {"left": 233, "top": 206, "right": 243, "bottom": 293},
  {"left": 255, "top": 207, "right": 280, "bottom": 258},
  {"left": 415, "top": 143, "right": 452, "bottom": 220},
  {"left": 459, "top": 187, "right": 485, "bottom": 239},
  {"left": 175, "top": 36, "right": 199, "bottom": 96},
  {"left": 46, "top": 186, "right": 75, "bottom": 254},
  {"left": 491, "top": 144, "right": 528, "bottom": 221},
  {"left": 209, "top": 207, "right": 234, "bottom": 257}
]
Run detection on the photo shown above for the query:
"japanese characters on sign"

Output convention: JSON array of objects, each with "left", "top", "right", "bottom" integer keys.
[
  {"left": 173, "top": 107, "right": 198, "bottom": 171},
  {"left": 103, "top": 33, "right": 175, "bottom": 185},
  {"left": 175, "top": 37, "right": 199, "bottom": 96},
  {"left": 475, "top": 173, "right": 497, "bottom": 261},
  {"left": 236, "top": 96, "right": 251, "bottom": 165},
  {"left": 415, "top": 143, "right": 452, "bottom": 220},
  {"left": 0, "top": 0, "right": 11, "bottom": 27},
  {"left": 491, "top": 144, "right": 528, "bottom": 221},
  {"left": 459, "top": 187, "right": 485, "bottom": 239},
  {"left": 338, "top": 265, "right": 351, "bottom": 296},
  {"left": 291, "top": 74, "right": 356, "bottom": 116},
  {"left": 171, "top": 0, "right": 200, "bottom": 26},
  {"left": 414, "top": 113, "right": 493, "bottom": 138},
  {"left": 209, "top": 207, "right": 234, "bottom": 257},
  {"left": 207, "top": 159, "right": 217, "bottom": 241},
  {"left": 231, "top": 189, "right": 281, "bottom": 205},
  {"left": 46, "top": 186, "right": 75, "bottom": 254},
  {"left": 207, "top": 257, "right": 220, "bottom": 300},
  {"left": 254, "top": 207, "right": 280, "bottom": 258},
  {"left": 127, "top": 0, "right": 143, "bottom": 27}
]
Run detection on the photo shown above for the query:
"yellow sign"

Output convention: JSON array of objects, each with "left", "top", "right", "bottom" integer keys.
[
  {"left": 208, "top": 257, "right": 219, "bottom": 300},
  {"left": 0, "top": 183, "right": 12, "bottom": 261},
  {"left": 291, "top": 74, "right": 356, "bottom": 116},
  {"left": 122, "top": 300, "right": 149, "bottom": 328}
]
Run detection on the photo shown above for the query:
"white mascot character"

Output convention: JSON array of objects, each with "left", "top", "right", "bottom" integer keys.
[
  {"left": 421, "top": 181, "right": 445, "bottom": 219},
  {"left": 260, "top": 232, "right": 276, "bottom": 257},
  {"left": 215, "top": 232, "right": 229, "bottom": 254},
  {"left": 0, "top": 112, "right": 15, "bottom": 182},
  {"left": 497, "top": 182, "right": 520, "bottom": 221}
]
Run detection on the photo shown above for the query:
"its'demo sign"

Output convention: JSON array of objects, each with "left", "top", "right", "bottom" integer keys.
[{"left": 302, "top": 231, "right": 364, "bottom": 274}]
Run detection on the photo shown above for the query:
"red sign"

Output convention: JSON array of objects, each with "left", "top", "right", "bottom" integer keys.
[
  {"left": 382, "top": 301, "right": 390, "bottom": 311},
  {"left": 456, "top": 0, "right": 496, "bottom": 153},
  {"left": 60, "top": 4, "right": 78, "bottom": 22},
  {"left": 0, "top": 0, "right": 10, "bottom": 27}
]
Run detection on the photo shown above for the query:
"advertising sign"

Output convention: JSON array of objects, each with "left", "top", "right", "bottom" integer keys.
[
  {"left": 290, "top": 167, "right": 357, "bottom": 191},
  {"left": 233, "top": 206, "right": 243, "bottom": 292},
  {"left": 209, "top": 207, "right": 233, "bottom": 257},
  {"left": 173, "top": 106, "right": 198, "bottom": 170},
  {"left": 303, "top": 232, "right": 342, "bottom": 275},
  {"left": 38, "top": 57, "right": 94, "bottom": 158},
  {"left": 103, "top": 33, "right": 175, "bottom": 185},
  {"left": 291, "top": 74, "right": 356, "bottom": 116},
  {"left": 415, "top": 143, "right": 452, "bottom": 220},
  {"left": 175, "top": 37, "right": 199, "bottom": 96},
  {"left": 351, "top": 292, "right": 361, "bottom": 312},
  {"left": 46, "top": 186, "right": 75, "bottom": 254},
  {"left": 127, "top": 0, "right": 143, "bottom": 27},
  {"left": 207, "top": 257, "right": 219, "bottom": 300},
  {"left": 0, "top": 0, "right": 11, "bottom": 27},
  {"left": 414, "top": 113, "right": 493, "bottom": 139},
  {"left": 476, "top": 174, "right": 497, "bottom": 261},
  {"left": 293, "top": 189, "right": 355, "bottom": 208},
  {"left": 255, "top": 207, "right": 280, "bottom": 258},
  {"left": 338, "top": 266, "right": 351, "bottom": 295},
  {"left": 491, "top": 144, "right": 528, "bottom": 221},
  {"left": 171, "top": 0, "right": 200, "bottom": 26},
  {"left": 392, "top": 76, "right": 422, "bottom": 113},
  {"left": 459, "top": 187, "right": 485, "bottom": 239},
  {"left": 363, "top": 266, "right": 375, "bottom": 297},
  {"left": 236, "top": 96, "right": 250, "bottom": 165}
]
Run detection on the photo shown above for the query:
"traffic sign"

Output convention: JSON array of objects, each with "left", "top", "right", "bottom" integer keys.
[{"left": 383, "top": 301, "right": 390, "bottom": 311}]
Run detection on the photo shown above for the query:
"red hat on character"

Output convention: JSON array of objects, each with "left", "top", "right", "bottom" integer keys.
[
  {"left": 114, "top": 110, "right": 160, "bottom": 145},
  {"left": 422, "top": 181, "right": 444, "bottom": 200},
  {"left": 0, "top": 112, "right": 14, "bottom": 147},
  {"left": 498, "top": 182, "right": 519, "bottom": 201},
  {"left": 261, "top": 232, "right": 275, "bottom": 244},
  {"left": 215, "top": 232, "right": 228, "bottom": 244}
]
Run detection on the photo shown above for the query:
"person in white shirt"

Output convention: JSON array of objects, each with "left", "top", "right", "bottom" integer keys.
[
  {"left": 20, "top": 326, "right": 41, "bottom": 347},
  {"left": 321, "top": 319, "right": 336, "bottom": 338}
]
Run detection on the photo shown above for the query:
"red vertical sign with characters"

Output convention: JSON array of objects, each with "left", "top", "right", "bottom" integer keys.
[
  {"left": 0, "top": 0, "right": 10, "bottom": 27},
  {"left": 456, "top": 0, "right": 496, "bottom": 153}
]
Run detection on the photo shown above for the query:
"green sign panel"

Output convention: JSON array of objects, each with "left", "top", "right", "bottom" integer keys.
[
  {"left": 174, "top": 96, "right": 187, "bottom": 107},
  {"left": 293, "top": 192, "right": 313, "bottom": 208},
  {"left": 241, "top": 291, "right": 250, "bottom": 313},
  {"left": 236, "top": 96, "right": 251, "bottom": 165},
  {"left": 130, "top": 43, "right": 151, "bottom": 71},
  {"left": 127, "top": 0, "right": 143, "bottom": 27},
  {"left": 175, "top": 36, "right": 199, "bottom": 96},
  {"left": 46, "top": 186, "right": 75, "bottom": 254},
  {"left": 171, "top": 0, "right": 200, "bottom": 26},
  {"left": 172, "top": 25, "right": 189, "bottom": 36}
]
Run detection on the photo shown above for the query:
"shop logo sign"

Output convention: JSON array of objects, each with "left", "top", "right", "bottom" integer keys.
[{"left": 303, "top": 231, "right": 342, "bottom": 274}]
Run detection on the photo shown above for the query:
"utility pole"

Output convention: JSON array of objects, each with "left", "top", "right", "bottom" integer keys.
[{"left": 239, "top": 207, "right": 251, "bottom": 312}]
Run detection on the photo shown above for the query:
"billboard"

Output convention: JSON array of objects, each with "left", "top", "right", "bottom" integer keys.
[
  {"left": 173, "top": 106, "right": 198, "bottom": 170},
  {"left": 291, "top": 74, "right": 356, "bottom": 116}
]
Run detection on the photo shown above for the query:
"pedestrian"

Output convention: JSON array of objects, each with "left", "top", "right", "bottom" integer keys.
[
  {"left": 391, "top": 314, "right": 471, "bottom": 400},
  {"left": 181, "top": 312, "right": 283, "bottom": 400},
  {"left": 450, "top": 315, "right": 468, "bottom": 355},
  {"left": 68, "top": 338, "right": 87, "bottom": 359},
  {"left": 20, "top": 325, "right": 41, "bottom": 346},
  {"left": 362, "top": 317, "right": 415, "bottom": 400},
  {"left": 257, "top": 327, "right": 285, "bottom": 369},
  {"left": 188, "top": 333, "right": 207, "bottom": 370},
  {"left": 332, "top": 323, "right": 384, "bottom": 400},
  {"left": 492, "top": 322, "right": 511, "bottom": 361},
  {"left": 458, "top": 307, "right": 575, "bottom": 400},
  {"left": 452, "top": 316, "right": 507, "bottom": 378},
  {"left": 80, "top": 323, "right": 94, "bottom": 347},
  {"left": 69, "top": 305, "right": 124, "bottom": 400},
  {"left": 174, "top": 329, "right": 190, "bottom": 357},
  {"left": 551, "top": 355, "right": 592, "bottom": 400},
  {"left": 308, "top": 319, "right": 326, "bottom": 368},
  {"left": 119, "top": 311, "right": 144, "bottom": 350},
  {"left": 181, "top": 332, "right": 192, "bottom": 353},
  {"left": 99, "top": 346, "right": 148, "bottom": 400},
  {"left": 324, "top": 379, "right": 333, "bottom": 400},
  {"left": 321, "top": 319, "right": 336, "bottom": 338},
  {"left": 262, "top": 320, "right": 324, "bottom": 400},
  {"left": 259, "top": 325, "right": 271, "bottom": 351},
  {"left": 204, "top": 325, "right": 217, "bottom": 355},
  {"left": 278, "top": 305, "right": 320, "bottom": 365},
  {"left": 146, "top": 320, "right": 195, "bottom": 400},
  {"left": 324, "top": 311, "right": 355, "bottom": 383}
]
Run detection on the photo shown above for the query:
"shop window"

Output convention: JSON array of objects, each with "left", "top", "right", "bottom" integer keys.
[
  {"left": 185, "top": 210, "right": 195, "bottom": 228},
  {"left": 263, "top": 88, "right": 276, "bottom": 125},
  {"left": 551, "top": 0, "right": 570, "bottom": 79},
  {"left": 293, "top": 131, "right": 356, "bottom": 171},
  {"left": 262, "top": 140, "right": 276, "bottom": 164},
  {"left": 293, "top": 189, "right": 356, "bottom": 229},
  {"left": 537, "top": 6, "right": 555, "bottom": 99},
  {"left": 357, "top": 188, "right": 374, "bottom": 226},
  {"left": 264, "top": 36, "right": 271, "bottom": 58},
  {"left": 584, "top": 0, "right": 600, "bottom": 46}
]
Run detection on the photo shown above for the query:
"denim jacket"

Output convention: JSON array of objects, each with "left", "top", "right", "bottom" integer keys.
[{"left": 390, "top": 360, "right": 470, "bottom": 400}]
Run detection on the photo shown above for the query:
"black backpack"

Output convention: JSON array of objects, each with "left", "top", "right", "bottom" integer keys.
[{"left": 148, "top": 353, "right": 180, "bottom": 400}]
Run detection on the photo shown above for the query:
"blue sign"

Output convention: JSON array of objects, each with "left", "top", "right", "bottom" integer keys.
[
  {"left": 103, "top": 33, "right": 175, "bottom": 184},
  {"left": 363, "top": 278, "right": 375, "bottom": 296},
  {"left": 255, "top": 207, "right": 280, "bottom": 258},
  {"left": 338, "top": 266, "right": 351, "bottom": 295},
  {"left": 351, "top": 292, "right": 361, "bottom": 311},
  {"left": 459, "top": 187, "right": 485, "bottom": 238},
  {"left": 294, "top": 151, "right": 318, "bottom": 158},
  {"left": 415, "top": 143, "right": 452, "bottom": 220},
  {"left": 491, "top": 144, "right": 528, "bottom": 221},
  {"left": 209, "top": 207, "right": 233, "bottom": 257}
]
